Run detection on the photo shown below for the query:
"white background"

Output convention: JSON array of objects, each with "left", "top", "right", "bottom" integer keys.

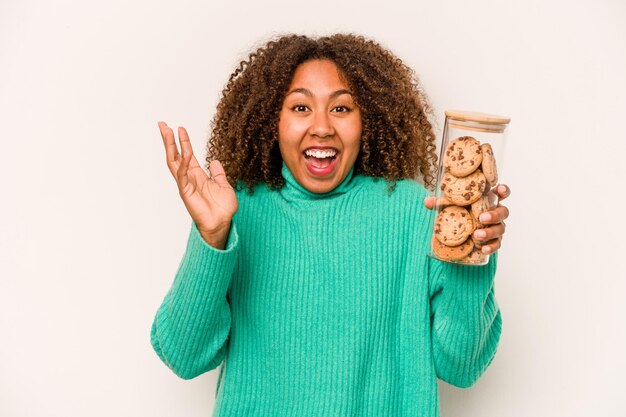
[{"left": 1, "top": 0, "right": 625, "bottom": 416}]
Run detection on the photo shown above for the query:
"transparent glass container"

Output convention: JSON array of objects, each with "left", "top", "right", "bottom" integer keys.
[{"left": 427, "top": 110, "right": 510, "bottom": 266}]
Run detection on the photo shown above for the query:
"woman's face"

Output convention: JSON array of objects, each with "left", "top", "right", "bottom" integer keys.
[{"left": 278, "top": 59, "right": 362, "bottom": 194}]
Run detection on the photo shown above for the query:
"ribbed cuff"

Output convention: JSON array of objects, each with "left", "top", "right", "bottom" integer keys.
[{"left": 189, "top": 220, "right": 239, "bottom": 253}]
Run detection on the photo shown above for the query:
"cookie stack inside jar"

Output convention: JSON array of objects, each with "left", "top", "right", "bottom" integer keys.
[{"left": 429, "top": 110, "right": 510, "bottom": 266}]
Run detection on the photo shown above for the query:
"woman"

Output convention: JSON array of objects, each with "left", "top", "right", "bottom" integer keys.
[{"left": 151, "top": 33, "right": 510, "bottom": 416}]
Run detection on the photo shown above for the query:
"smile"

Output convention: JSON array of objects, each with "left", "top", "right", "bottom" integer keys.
[{"left": 302, "top": 148, "right": 340, "bottom": 177}]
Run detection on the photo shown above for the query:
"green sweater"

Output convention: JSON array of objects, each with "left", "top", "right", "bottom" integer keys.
[{"left": 151, "top": 163, "right": 502, "bottom": 417}]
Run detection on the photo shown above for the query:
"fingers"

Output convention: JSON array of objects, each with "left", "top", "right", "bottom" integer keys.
[
  {"left": 158, "top": 121, "right": 180, "bottom": 167},
  {"left": 474, "top": 204, "right": 507, "bottom": 254},
  {"left": 495, "top": 184, "right": 511, "bottom": 201},
  {"left": 158, "top": 122, "right": 202, "bottom": 189},
  {"left": 478, "top": 204, "right": 509, "bottom": 225},
  {"left": 474, "top": 193, "right": 508, "bottom": 254},
  {"left": 177, "top": 126, "right": 203, "bottom": 169},
  {"left": 423, "top": 196, "right": 452, "bottom": 210},
  {"left": 208, "top": 160, "right": 229, "bottom": 186},
  {"left": 480, "top": 238, "right": 501, "bottom": 254},
  {"left": 473, "top": 222, "right": 506, "bottom": 242},
  {"left": 178, "top": 126, "right": 193, "bottom": 161},
  {"left": 176, "top": 127, "right": 194, "bottom": 189}
]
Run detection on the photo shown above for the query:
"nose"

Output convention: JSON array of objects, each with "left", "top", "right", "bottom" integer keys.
[{"left": 308, "top": 110, "right": 335, "bottom": 138}]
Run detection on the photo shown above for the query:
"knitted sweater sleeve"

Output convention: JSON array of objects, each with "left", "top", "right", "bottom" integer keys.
[
  {"left": 150, "top": 221, "right": 239, "bottom": 380},
  {"left": 428, "top": 253, "right": 502, "bottom": 388}
]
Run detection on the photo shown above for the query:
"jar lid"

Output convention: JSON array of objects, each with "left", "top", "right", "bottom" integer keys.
[
  {"left": 445, "top": 110, "right": 510, "bottom": 133},
  {"left": 445, "top": 110, "right": 511, "bottom": 125}
]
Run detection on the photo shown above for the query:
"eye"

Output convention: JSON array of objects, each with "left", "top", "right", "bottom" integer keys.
[
  {"left": 331, "top": 106, "right": 352, "bottom": 113},
  {"left": 291, "top": 104, "right": 309, "bottom": 112}
]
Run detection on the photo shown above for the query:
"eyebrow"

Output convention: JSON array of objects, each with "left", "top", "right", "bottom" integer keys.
[{"left": 285, "top": 88, "right": 353, "bottom": 99}]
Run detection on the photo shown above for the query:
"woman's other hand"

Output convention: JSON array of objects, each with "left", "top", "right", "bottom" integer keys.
[{"left": 424, "top": 184, "right": 510, "bottom": 254}]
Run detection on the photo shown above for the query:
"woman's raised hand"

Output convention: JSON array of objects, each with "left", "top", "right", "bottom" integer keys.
[{"left": 159, "top": 121, "right": 238, "bottom": 249}]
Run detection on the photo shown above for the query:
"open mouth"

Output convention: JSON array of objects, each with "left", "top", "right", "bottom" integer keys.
[
  {"left": 303, "top": 148, "right": 338, "bottom": 168},
  {"left": 303, "top": 148, "right": 339, "bottom": 175}
]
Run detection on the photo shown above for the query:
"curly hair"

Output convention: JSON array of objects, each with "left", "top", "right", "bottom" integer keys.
[{"left": 206, "top": 33, "right": 439, "bottom": 193}]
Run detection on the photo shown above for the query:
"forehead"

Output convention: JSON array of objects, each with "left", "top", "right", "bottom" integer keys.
[{"left": 288, "top": 59, "right": 350, "bottom": 91}]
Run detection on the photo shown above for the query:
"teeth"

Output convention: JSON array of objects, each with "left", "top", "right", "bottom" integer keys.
[{"left": 305, "top": 149, "right": 337, "bottom": 158}]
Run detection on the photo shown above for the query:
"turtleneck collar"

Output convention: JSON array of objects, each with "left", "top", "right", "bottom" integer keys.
[{"left": 279, "top": 161, "right": 358, "bottom": 204}]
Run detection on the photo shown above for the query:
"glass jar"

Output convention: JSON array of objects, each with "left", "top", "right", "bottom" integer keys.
[{"left": 428, "top": 110, "right": 510, "bottom": 265}]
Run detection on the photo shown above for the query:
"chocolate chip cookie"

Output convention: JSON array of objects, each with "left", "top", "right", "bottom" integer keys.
[
  {"left": 432, "top": 236, "right": 475, "bottom": 261},
  {"left": 458, "top": 246, "right": 488, "bottom": 265},
  {"left": 444, "top": 136, "right": 483, "bottom": 177},
  {"left": 441, "top": 170, "right": 487, "bottom": 206},
  {"left": 480, "top": 143, "right": 498, "bottom": 187},
  {"left": 434, "top": 206, "right": 475, "bottom": 247}
]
